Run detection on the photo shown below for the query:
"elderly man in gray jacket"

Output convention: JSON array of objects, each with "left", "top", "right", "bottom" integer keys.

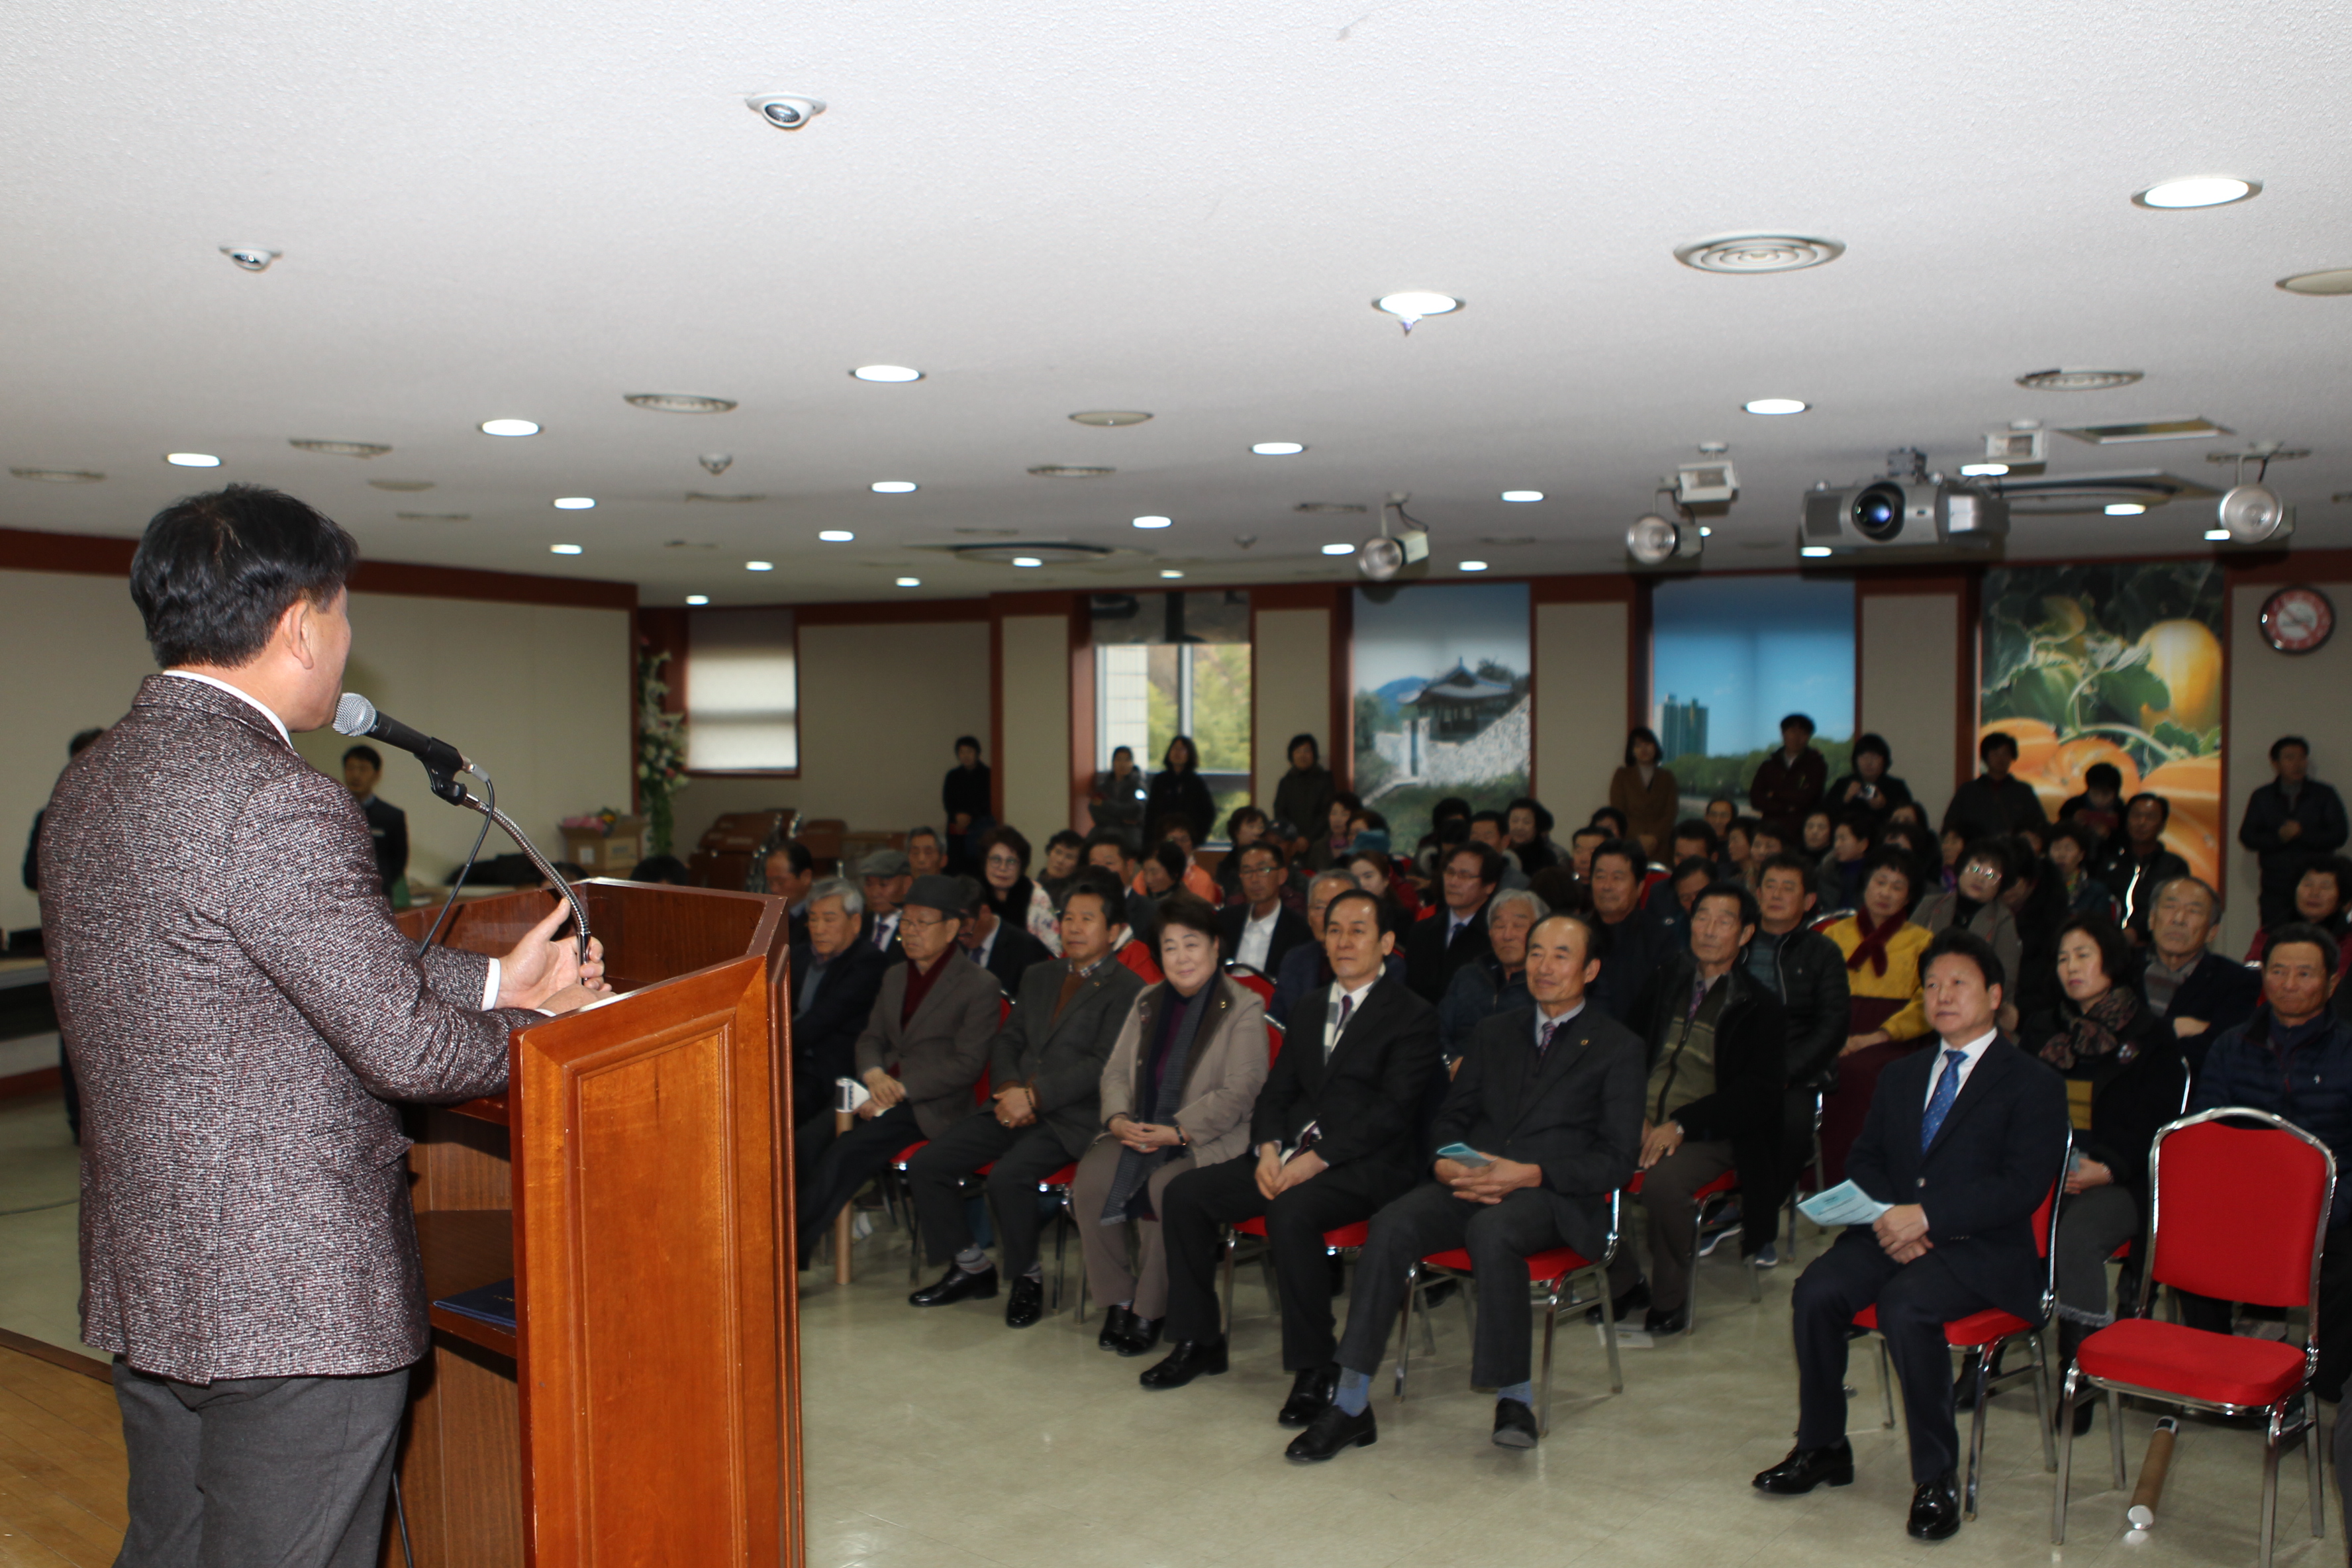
[{"left": 39, "top": 486, "right": 603, "bottom": 1568}]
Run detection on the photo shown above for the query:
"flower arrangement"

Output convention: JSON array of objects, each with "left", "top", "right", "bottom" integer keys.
[{"left": 636, "top": 647, "right": 690, "bottom": 854}]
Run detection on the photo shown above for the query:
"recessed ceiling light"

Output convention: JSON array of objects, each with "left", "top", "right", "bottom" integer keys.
[
  {"left": 1373, "top": 292, "right": 1463, "bottom": 329},
  {"left": 818, "top": 530, "right": 855, "bottom": 542},
  {"left": 553, "top": 497, "right": 595, "bottom": 510},
  {"left": 685, "top": 594, "right": 710, "bottom": 605},
  {"left": 2133, "top": 176, "right": 2259, "bottom": 211},
  {"left": 851, "top": 365, "right": 924, "bottom": 383},
  {"left": 1959, "top": 462, "right": 2010, "bottom": 477},
  {"left": 166, "top": 452, "right": 221, "bottom": 467},
  {"left": 9, "top": 467, "right": 103, "bottom": 483},
  {"left": 1252, "top": 442, "right": 1306, "bottom": 456},
  {"left": 550, "top": 544, "right": 583, "bottom": 555},
  {"left": 2016, "top": 368, "right": 2143, "bottom": 392},
  {"left": 2278, "top": 269, "right": 2352, "bottom": 297},
  {"left": 1458, "top": 560, "right": 1489, "bottom": 572},
  {"left": 2105, "top": 503, "right": 2147, "bottom": 516},
  {"left": 1674, "top": 234, "right": 1845, "bottom": 273},
  {"left": 870, "top": 480, "right": 918, "bottom": 493},
  {"left": 1499, "top": 490, "right": 1544, "bottom": 503},
  {"left": 624, "top": 393, "right": 737, "bottom": 414},
  {"left": 1132, "top": 515, "right": 1172, "bottom": 529},
  {"left": 1743, "top": 399, "right": 1808, "bottom": 416},
  {"left": 2204, "top": 528, "right": 2232, "bottom": 542},
  {"left": 1320, "top": 542, "right": 1356, "bottom": 556},
  {"left": 895, "top": 577, "right": 922, "bottom": 587},
  {"left": 1070, "top": 410, "right": 1152, "bottom": 426},
  {"left": 1800, "top": 546, "right": 1834, "bottom": 558},
  {"left": 289, "top": 439, "right": 391, "bottom": 458},
  {"left": 1010, "top": 556, "right": 1044, "bottom": 568},
  {"left": 1159, "top": 569, "right": 1184, "bottom": 579},
  {"left": 746, "top": 560, "right": 774, "bottom": 571},
  {"left": 479, "top": 418, "right": 540, "bottom": 437}
]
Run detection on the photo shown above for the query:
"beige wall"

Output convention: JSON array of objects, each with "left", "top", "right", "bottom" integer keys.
[
  {"left": 1533, "top": 600, "right": 1627, "bottom": 819},
  {"left": 997, "top": 614, "right": 1070, "bottom": 838},
  {"left": 670, "top": 619, "right": 991, "bottom": 854},
  {"left": 3, "top": 568, "right": 630, "bottom": 932},
  {"left": 1253, "top": 609, "right": 1330, "bottom": 803},
  {"left": 1858, "top": 590, "right": 1961, "bottom": 825},
  {"left": 2222, "top": 578, "right": 2351, "bottom": 956}
]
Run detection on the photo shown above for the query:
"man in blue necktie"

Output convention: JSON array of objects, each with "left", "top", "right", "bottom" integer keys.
[{"left": 1753, "top": 928, "right": 2067, "bottom": 1544}]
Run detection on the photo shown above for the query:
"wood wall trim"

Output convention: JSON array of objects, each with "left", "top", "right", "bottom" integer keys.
[
  {"left": 1532, "top": 575, "right": 1638, "bottom": 606},
  {"left": 2225, "top": 548, "right": 2352, "bottom": 586},
  {"left": 0, "top": 527, "right": 134, "bottom": 574},
  {"left": 1250, "top": 583, "right": 1342, "bottom": 612}
]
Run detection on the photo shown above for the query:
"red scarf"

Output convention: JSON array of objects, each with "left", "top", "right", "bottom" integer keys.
[{"left": 1845, "top": 908, "right": 1906, "bottom": 978}]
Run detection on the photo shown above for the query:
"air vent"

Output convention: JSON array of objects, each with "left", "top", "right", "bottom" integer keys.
[
  {"left": 1026, "top": 465, "right": 1116, "bottom": 479},
  {"left": 954, "top": 527, "right": 1020, "bottom": 537},
  {"left": 950, "top": 542, "right": 1115, "bottom": 565},
  {"left": 1673, "top": 234, "right": 1845, "bottom": 274},
  {"left": 395, "top": 511, "right": 471, "bottom": 521},
  {"left": 2016, "top": 368, "right": 2145, "bottom": 392},
  {"left": 1069, "top": 411, "right": 1152, "bottom": 426},
  {"left": 368, "top": 479, "right": 436, "bottom": 492},
  {"left": 289, "top": 440, "right": 391, "bottom": 458},
  {"left": 1992, "top": 470, "right": 2216, "bottom": 516},
  {"left": 2060, "top": 418, "right": 2231, "bottom": 446},
  {"left": 685, "top": 492, "right": 768, "bottom": 503},
  {"left": 624, "top": 393, "right": 738, "bottom": 414},
  {"left": 1293, "top": 502, "right": 1368, "bottom": 515},
  {"left": 1475, "top": 536, "right": 1536, "bottom": 547},
  {"left": 9, "top": 467, "right": 103, "bottom": 483}
]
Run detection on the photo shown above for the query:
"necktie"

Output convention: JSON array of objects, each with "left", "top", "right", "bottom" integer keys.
[
  {"left": 1920, "top": 1049, "right": 1968, "bottom": 1151},
  {"left": 1537, "top": 1019, "right": 1557, "bottom": 1059},
  {"left": 875, "top": 918, "right": 892, "bottom": 950},
  {"left": 1327, "top": 993, "right": 1353, "bottom": 1060},
  {"left": 1050, "top": 967, "right": 1085, "bottom": 1024},
  {"left": 1687, "top": 976, "right": 1707, "bottom": 1020}
]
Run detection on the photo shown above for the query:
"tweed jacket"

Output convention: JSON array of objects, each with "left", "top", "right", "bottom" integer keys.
[
  {"left": 1095, "top": 974, "right": 1270, "bottom": 1167},
  {"left": 852, "top": 949, "right": 1002, "bottom": 1140},
  {"left": 38, "top": 675, "right": 542, "bottom": 1383}
]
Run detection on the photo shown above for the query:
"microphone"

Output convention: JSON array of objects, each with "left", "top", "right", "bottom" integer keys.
[{"left": 334, "top": 693, "right": 468, "bottom": 781}]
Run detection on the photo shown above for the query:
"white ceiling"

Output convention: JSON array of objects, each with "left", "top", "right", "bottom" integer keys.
[{"left": 4, "top": 0, "right": 2349, "bottom": 603}]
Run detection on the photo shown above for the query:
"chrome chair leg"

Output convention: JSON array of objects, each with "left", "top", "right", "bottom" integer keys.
[
  {"left": 1218, "top": 1230, "right": 1236, "bottom": 1334},
  {"left": 2027, "top": 1332, "right": 2056, "bottom": 1473},
  {"left": 1538, "top": 1284, "right": 1559, "bottom": 1434},
  {"left": 1963, "top": 1348, "right": 1990, "bottom": 1520},
  {"left": 2053, "top": 1365, "right": 2081, "bottom": 1545},
  {"left": 2310, "top": 1397, "right": 2326, "bottom": 1539},
  {"left": 2108, "top": 1387, "right": 2127, "bottom": 1489},
  {"left": 1393, "top": 1265, "right": 1419, "bottom": 1399},
  {"left": 1877, "top": 1338, "right": 1896, "bottom": 1429},
  {"left": 1592, "top": 1265, "right": 1624, "bottom": 1394},
  {"left": 2261, "top": 1410, "right": 2283, "bottom": 1568}
]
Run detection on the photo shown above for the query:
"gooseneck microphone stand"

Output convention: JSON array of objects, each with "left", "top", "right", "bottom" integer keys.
[{"left": 416, "top": 760, "right": 593, "bottom": 969}]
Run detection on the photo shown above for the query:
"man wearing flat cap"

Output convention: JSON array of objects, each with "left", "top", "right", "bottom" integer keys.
[
  {"left": 859, "top": 848, "right": 914, "bottom": 961},
  {"left": 794, "top": 875, "right": 1001, "bottom": 1268}
]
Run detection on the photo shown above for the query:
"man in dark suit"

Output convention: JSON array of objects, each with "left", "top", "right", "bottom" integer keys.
[
  {"left": 38, "top": 485, "right": 605, "bottom": 1565},
  {"left": 1220, "top": 840, "right": 1312, "bottom": 978},
  {"left": 785, "top": 877, "right": 891, "bottom": 1125},
  {"left": 858, "top": 848, "right": 913, "bottom": 960},
  {"left": 1404, "top": 842, "right": 1500, "bottom": 1004},
  {"left": 338, "top": 744, "right": 408, "bottom": 897},
  {"left": 1142, "top": 889, "right": 1442, "bottom": 1427},
  {"left": 793, "top": 875, "right": 1001, "bottom": 1269},
  {"left": 1590, "top": 837, "right": 1689, "bottom": 1024},
  {"left": 1288, "top": 910, "right": 1644, "bottom": 1460},
  {"left": 1271, "top": 869, "right": 1402, "bottom": 1021},
  {"left": 1753, "top": 928, "right": 2068, "bottom": 1542},
  {"left": 2140, "top": 875, "right": 2260, "bottom": 1083},
  {"left": 957, "top": 876, "right": 1052, "bottom": 995},
  {"left": 763, "top": 840, "right": 815, "bottom": 947},
  {"left": 906, "top": 873, "right": 1146, "bottom": 1325}
]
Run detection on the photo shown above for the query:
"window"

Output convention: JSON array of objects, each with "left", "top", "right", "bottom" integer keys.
[
  {"left": 1091, "top": 591, "right": 1251, "bottom": 840},
  {"left": 686, "top": 608, "right": 798, "bottom": 773},
  {"left": 1649, "top": 576, "right": 1853, "bottom": 809}
]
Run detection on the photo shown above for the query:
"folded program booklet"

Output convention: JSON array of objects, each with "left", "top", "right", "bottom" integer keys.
[{"left": 1798, "top": 1181, "right": 1892, "bottom": 1227}]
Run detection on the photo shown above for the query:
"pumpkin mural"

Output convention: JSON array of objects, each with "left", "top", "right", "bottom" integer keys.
[{"left": 1980, "top": 564, "right": 2226, "bottom": 887}]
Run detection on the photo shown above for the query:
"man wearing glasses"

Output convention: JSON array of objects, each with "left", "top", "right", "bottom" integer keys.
[
  {"left": 1405, "top": 843, "right": 1504, "bottom": 1004},
  {"left": 1220, "top": 842, "right": 1310, "bottom": 977}
]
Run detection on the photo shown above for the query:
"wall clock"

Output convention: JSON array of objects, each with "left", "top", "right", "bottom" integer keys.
[{"left": 2260, "top": 585, "right": 2334, "bottom": 655}]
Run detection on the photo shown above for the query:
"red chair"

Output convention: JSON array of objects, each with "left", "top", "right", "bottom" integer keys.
[
  {"left": 1626, "top": 1165, "right": 1759, "bottom": 1334},
  {"left": 2053, "top": 1108, "right": 2337, "bottom": 1568},
  {"left": 1225, "top": 965, "right": 1276, "bottom": 1009},
  {"left": 1857, "top": 1143, "right": 2068, "bottom": 1522},
  {"left": 886, "top": 1062, "right": 998, "bottom": 1281},
  {"left": 1390, "top": 1191, "right": 1625, "bottom": 1433},
  {"left": 1220, "top": 1216, "right": 1369, "bottom": 1332}
]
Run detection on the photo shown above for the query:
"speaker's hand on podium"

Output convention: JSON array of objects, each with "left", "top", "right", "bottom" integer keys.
[{"left": 495, "top": 902, "right": 610, "bottom": 1012}]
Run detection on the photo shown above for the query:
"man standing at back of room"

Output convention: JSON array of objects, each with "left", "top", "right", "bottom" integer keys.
[
  {"left": 38, "top": 485, "right": 605, "bottom": 1568},
  {"left": 338, "top": 744, "right": 408, "bottom": 905},
  {"left": 1749, "top": 714, "right": 1827, "bottom": 824}
]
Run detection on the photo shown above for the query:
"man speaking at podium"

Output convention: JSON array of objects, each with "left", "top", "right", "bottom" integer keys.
[{"left": 37, "top": 486, "right": 606, "bottom": 1568}]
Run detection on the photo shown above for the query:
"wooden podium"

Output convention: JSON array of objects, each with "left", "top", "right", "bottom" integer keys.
[{"left": 389, "top": 880, "right": 802, "bottom": 1568}]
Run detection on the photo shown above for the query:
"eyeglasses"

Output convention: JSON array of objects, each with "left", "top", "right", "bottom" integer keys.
[
  {"left": 900, "top": 912, "right": 948, "bottom": 931},
  {"left": 1240, "top": 862, "right": 1281, "bottom": 877},
  {"left": 1962, "top": 861, "right": 2001, "bottom": 881},
  {"left": 985, "top": 855, "right": 1021, "bottom": 870}
]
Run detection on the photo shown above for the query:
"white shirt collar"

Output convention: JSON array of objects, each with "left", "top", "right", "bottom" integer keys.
[
  {"left": 163, "top": 669, "right": 292, "bottom": 747},
  {"left": 1333, "top": 974, "right": 1379, "bottom": 1008},
  {"left": 1923, "top": 1026, "right": 1999, "bottom": 1107},
  {"left": 1535, "top": 999, "right": 1585, "bottom": 1040},
  {"left": 1246, "top": 903, "right": 1281, "bottom": 930}
]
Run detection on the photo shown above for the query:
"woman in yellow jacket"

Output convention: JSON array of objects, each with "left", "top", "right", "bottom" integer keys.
[{"left": 1816, "top": 846, "right": 1934, "bottom": 1183}]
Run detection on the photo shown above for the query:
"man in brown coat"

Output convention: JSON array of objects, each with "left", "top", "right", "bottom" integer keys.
[{"left": 39, "top": 486, "right": 603, "bottom": 1567}]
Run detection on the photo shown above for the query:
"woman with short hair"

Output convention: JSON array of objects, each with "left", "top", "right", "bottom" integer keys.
[
  {"left": 1608, "top": 728, "right": 1679, "bottom": 856},
  {"left": 979, "top": 826, "right": 1063, "bottom": 954},
  {"left": 1271, "top": 735, "right": 1334, "bottom": 846},
  {"left": 1816, "top": 847, "right": 1936, "bottom": 1183},
  {"left": 1825, "top": 732, "right": 1913, "bottom": 820},
  {"left": 1071, "top": 895, "right": 1269, "bottom": 1357},
  {"left": 1146, "top": 736, "right": 1216, "bottom": 846}
]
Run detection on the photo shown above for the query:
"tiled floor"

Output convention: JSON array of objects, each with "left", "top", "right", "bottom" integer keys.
[{"left": 0, "top": 1085, "right": 99, "bottom": 1360}]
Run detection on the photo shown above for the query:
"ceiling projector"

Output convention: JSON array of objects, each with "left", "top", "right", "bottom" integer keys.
[{"left": 1800, "top": 475, "right": 2008, "bottom": 552}]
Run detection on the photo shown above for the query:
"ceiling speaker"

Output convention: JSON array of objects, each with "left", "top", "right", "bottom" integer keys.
[{"left": 2218, "top": 483, "right": 2290, "bottom": 544}]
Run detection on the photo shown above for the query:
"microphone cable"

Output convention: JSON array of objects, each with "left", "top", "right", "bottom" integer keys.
[{"left": 416, "top": 772, "right": 495, "bottom": 957}]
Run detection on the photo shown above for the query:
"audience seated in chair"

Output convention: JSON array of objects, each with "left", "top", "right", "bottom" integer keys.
[
  {"left": 1085, "top": 830, "right": 1165, "bottom": 981},
  {"left": 905, "top": 871, "right": 1147, "bottom": 1325},
  {"left": 1140, "top": 889, "right": 1441, "bottom": 1427},
  {"left": 1587, "top": 838, "right": 1687, "bottom": 1026},
  {"left": 763, "top": 840, "right": 816, "bottom": 944},
  {"left": 1073, "top": 897, "right": 1271, "bottom": 1358},
  {"left": 1506, "top": 796, "right": 1562, "bottom": 873},
  {"left": 1467, "top": 811, "right": 1532, "bottom": 890},
  {"left": 1219, "top": 840, "right": 1310, "bottom": 977},
  {"left": 1438, "top": 887, "right": 1547, "bottom": 1068},
  {"left": 858, "top": 848, "right": 914, "bottom": 960},
  {"left": 1819, "top": 848, "right": 1935, "bottom": 1185},
  {"left": 2095, "top": 792, "right": 2190, "bottom": 937},
  {"left": 1912, "top": 838, "right": 2023, "bottom": 1028},
  {"left": 1753, "top": 928, "right": 2069, "bottom": 1544},
  {"left": 1037, "top": 829, "right": 1087, "bottom": 911},
  {"left": 786, "top": 877, "right": 892, "bottom": 1126},
  {"left": 1405, "top": 842, "right": 1501, "bottom": 1005},
  {"left": 1214, "top": 806, "right": 1269, "bottom": 905},
  {"left": 957, "top": 873, "right": 1052, "bottom": 995},
  {"left": 1272, "top": 870, "right": 1404, "bottom": 1021},
  {"left": 905, "top": 824, "right": 947, "bottom": 878},
  {"left": 2138, "top": 875, "right": 2260, "bottom": 1085},
  {"left": 1669, "top": 856, "right": 1714, "bottom": 914},
  {"left": 1287, "top": 910, "right": 1645, "bottom": 1461},
  {"left": 977, "top": 824, "right": 1065, "bottom": 955}
]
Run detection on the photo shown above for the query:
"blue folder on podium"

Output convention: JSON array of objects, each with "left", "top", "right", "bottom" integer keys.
[{"left": 434, "top": 1277, "right": 517, "bottom": 1333}]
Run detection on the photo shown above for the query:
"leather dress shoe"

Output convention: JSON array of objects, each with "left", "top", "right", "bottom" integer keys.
[
  {"left": 1277, "top": 1363, "right": 1339, "bottom": 1428},
  {"left": 908, "top": 1265, "right": 997, "bottom": 1307},
  {"left": 1097, "top": 1304, "right": 1138, "bottom": 1351},
  {"left": 1587, "top": 1279, "right": 1649, "bottom": 1326},
  {"left": 1113, "top": 1316, "right": 1163, "bottom": 1358},
  {"left": 1285, "top": 1400, "right": 1377, "bottom": 1462},
  {"left": 1004, "top": 1275, "right": 1044, "bottom": 1328},
  {"left": 1642, "top": 1305, "right": 1689, "bottom": 1336},
  {"left": 1906, "top": 1470, "right": 1961, "bottom": 1541},
  {"left": 1139, "top": 1340, "right": 1228, "bottom": 1390},
  {"left": 1752, "top": 1440, "right": 1855, "bottom": 1494},
  {"left": 1491, "top": 1398, "right": 1540, "bottom": 1449}
]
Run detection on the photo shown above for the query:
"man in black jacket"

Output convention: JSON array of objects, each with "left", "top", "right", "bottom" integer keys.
[
  {"left": 1750, "top": 855, "right": 1852, "bottom": 1220},
  {"left": 2139, "top": 876, "right": 2261, "bottom": 1083},
  {"left": 1288, "top": 910, "right": 1644, "bottom": 1460},
  {"left": 2096, "top": 793, "right": 2190, "bottom": 936},
  {"left": 1220, "top": 841, "right": 1312, "bottom": 977},
  {"left": 1589, "top": 838, "right": 1689, "bottom": 1025},
  {"left": 1144, "top": 889, "right": 1442, "bottom": 1426},
  {"left": 957, "top": 878, "right": 1052, "bottom": 995},
  {"left": 339, "top": 744, "right": 408, "bottom": 897},
  {"left": 2239, "top": 736, "right": 2351, "bottom": 929},
  {"left": 1941, "top": 731, "right": 2050, "bottom": 846},
  {"left": 1404, "top": 843, "right": 1498, "bottom": 1003},
  {"left": 1754, "top": 928, "right": 2069, "bottom": 1544},
  {"left": 785, "top": 878, "right": 892, "bottom": 1126},
  {"left": 1604, "top": 884, "right": 1788, "bottom": 1334}
]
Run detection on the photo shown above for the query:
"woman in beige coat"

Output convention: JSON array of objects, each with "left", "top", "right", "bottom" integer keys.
[{"left": 1071, "top": 894, "right": 1269, "bottom": 1357}]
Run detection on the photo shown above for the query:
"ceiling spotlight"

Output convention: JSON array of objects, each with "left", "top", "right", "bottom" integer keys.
[
  {"left": 220, "top": 246, "right": 279, "bottom": 272},
  {"left": 1252, "top": 442, "right": 1306, "bottom": 456},
  {"left": 685, "top": 595, "right": 710, "bottom": 605},
  {"left": 818, "top": 530, "right": 855, "bottom": 542},
  {"left": 2133, "top": 176, "right": 2259, "bottom": 210},
  {"left": 1800, "top": 545, "right": 1835, "bottom": 558},
  {"left": 479, "top": 418, "right": 540, "bottom": 437},
  {"left": 1010, "top": 556, "right": 1044, "bottom": 568},
  {"left": 746, "top": 93, "right": 826, "bottom": 130},
  {"left": 1070, "top": 410, "right": 1152, "bottom": 426},
  {"left": 1458, "top": 560, "right": 1490, "bottom": 572},
  {"left": 1500, "top": 490, "right": 1544, "bottom": 503},
  {"left": 1959, "top": 462, "right": 2010, "bottom": 477},
  {"left": 165, "top": 452, "right": 221, "bottom": 467},
  {"left": 1320, "top": 542, "right": 1357, "bottom": 556},
  {"left": 699, "top": 453, "right": 733, "bottom": 475},
  {"left": 870, "top": 480, "right": 918, "bottom": 493},
  {"left": 1159, "top": 569, "right": 1185, "bottom": 579},
  {"left": 746, "top": 560, "right": 774, "bottom": 571},
  {"left": 1373, "top": 292, "right": 1463, "bottom": 333},
  {"left": 553, "top": 497, "right": 595, "bottom": 510},
  {"left": 2204, "top": 528, "right": 2232, "bottom": 542},
  {"left": 1743, "top": 399, "right": 1808, "bottom": 416},
  {"left": 550, "top": 544, "right": 583, "bottom": 555},
  {"left": 852, "top": 365, "right": 923, "bottom": 383},
  {"left": 2104, "top": 503, "right": 2147, "bottom": 516},
  {"left": 1132, "top": 515, "right": 1173, "bottom": 530},
  {"left": 895, "top": 577, "right": 922, "bottom": 587},
  {"left": 1626, "top": 514, "right": 1687, "bottom": 565},
  {"left": 2217, "top": 479, "right": 2291, "bottom": 543}
]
